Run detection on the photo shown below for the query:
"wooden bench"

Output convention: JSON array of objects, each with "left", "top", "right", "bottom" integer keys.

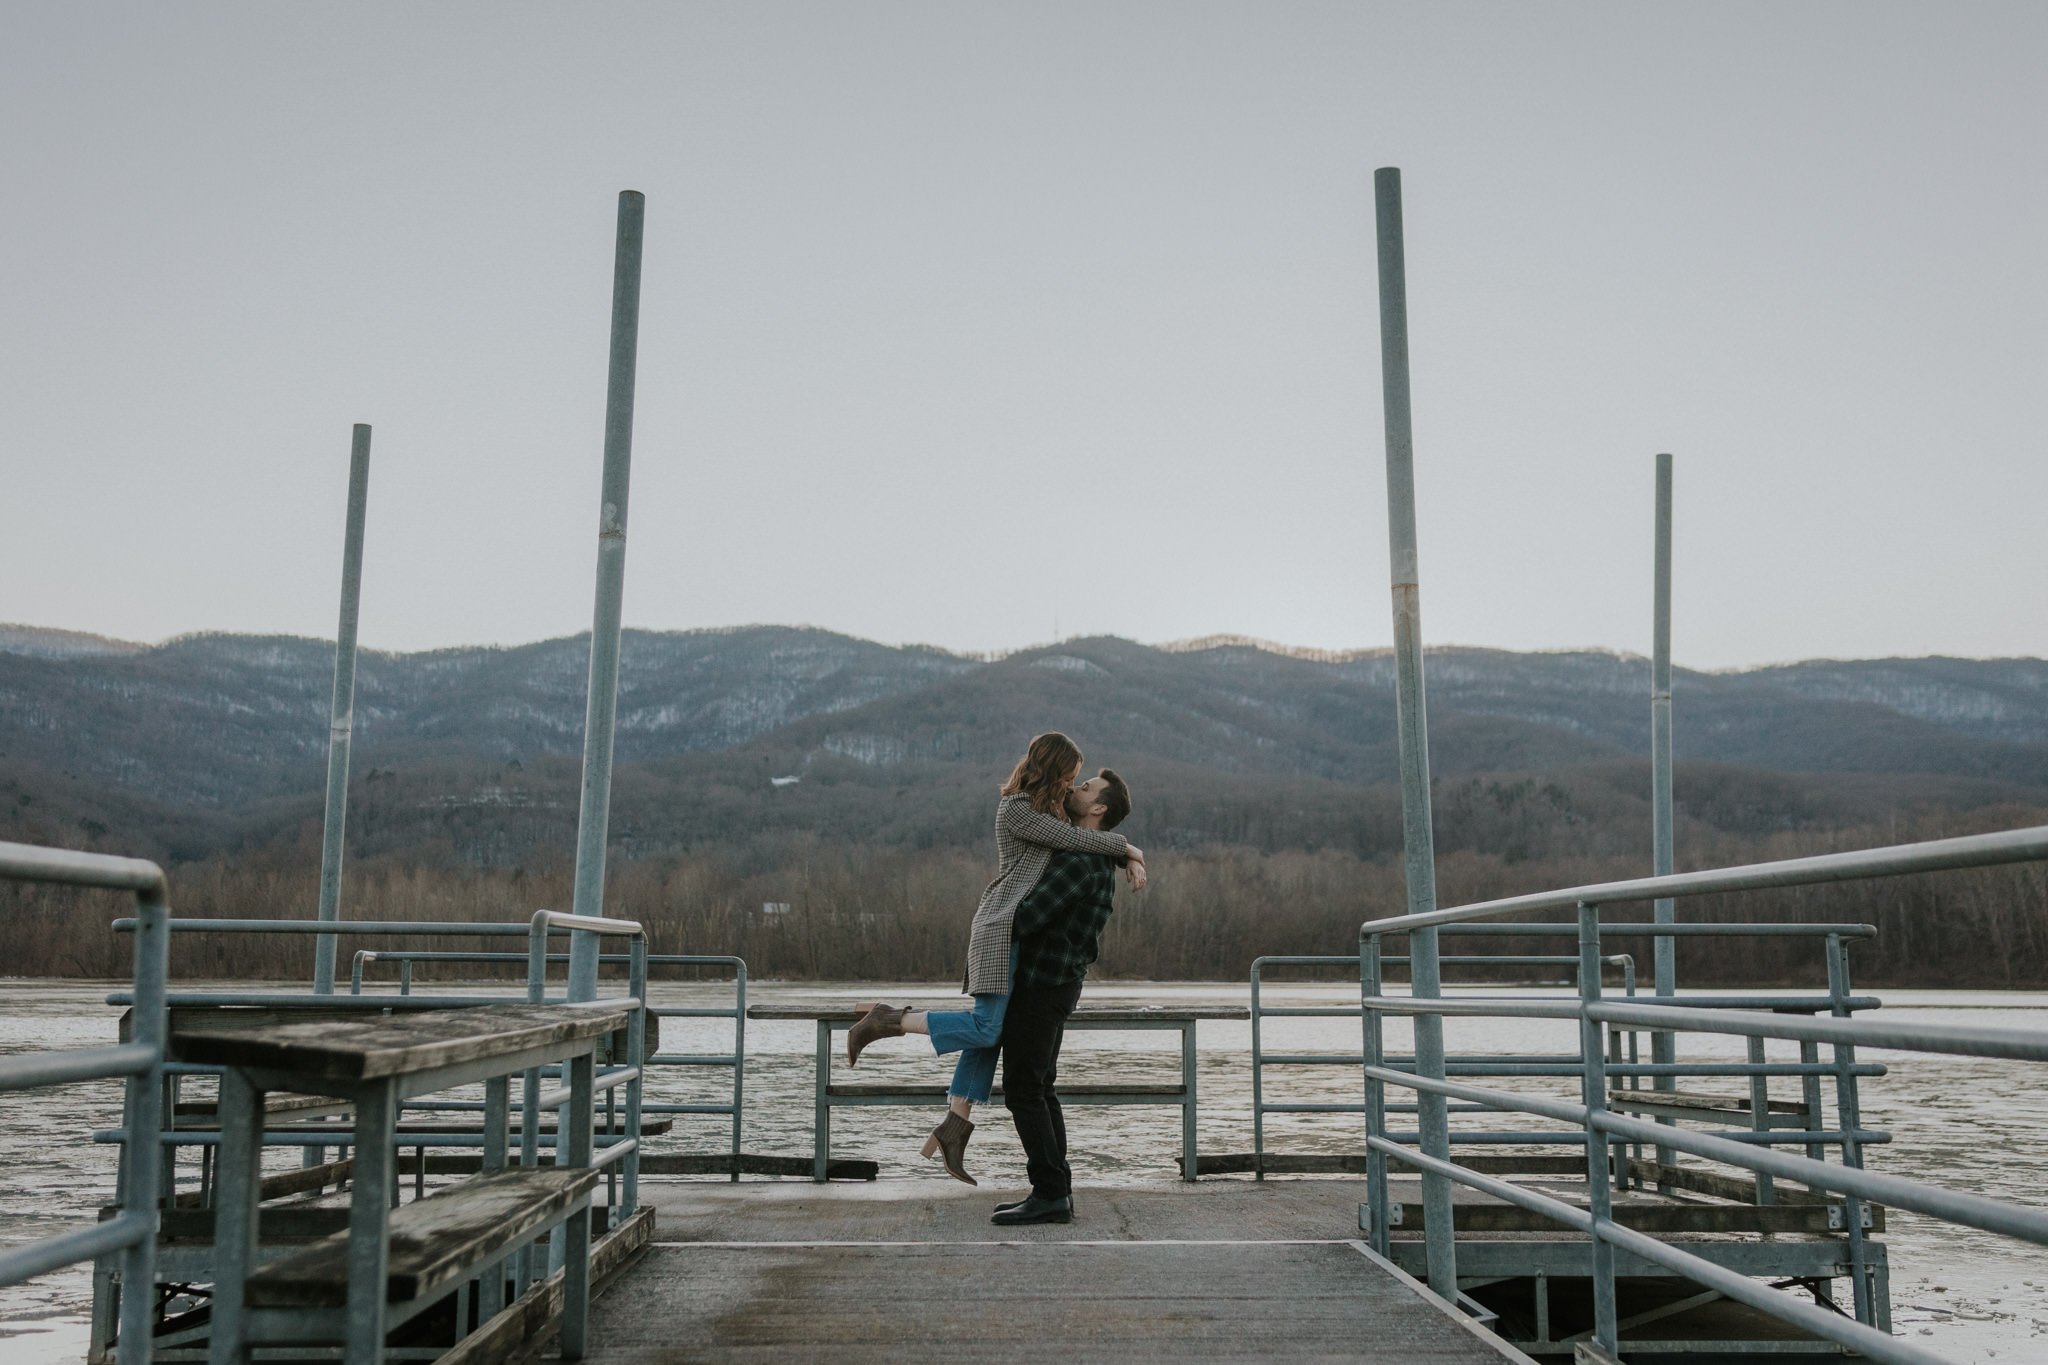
[
  {"left": 179, "top": 1000, "right": 634, "bottom": 1364},
  {"left": 153, "top": 1000, "right": 657, "bottom": 1205},
  {"left": 750, "top": 1004, "right": 1249, "bottom": 1183},
  {"left": 245, "top": 1166, "right": 600, "bottom": 1307}
]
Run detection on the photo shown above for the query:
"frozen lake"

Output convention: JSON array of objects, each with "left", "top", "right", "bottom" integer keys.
[{"left": 4, "top": 977, "right": 2046, "bottom": 1363}]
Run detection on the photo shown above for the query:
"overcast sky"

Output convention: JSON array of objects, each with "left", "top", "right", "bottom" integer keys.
[{"left": 4, "top": 3, "right": 2044, "bottom": 668}]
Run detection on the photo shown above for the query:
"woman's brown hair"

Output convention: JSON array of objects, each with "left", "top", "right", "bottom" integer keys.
[{"left": 1001, "top": 731, "right": 1083, "bottom": 817}]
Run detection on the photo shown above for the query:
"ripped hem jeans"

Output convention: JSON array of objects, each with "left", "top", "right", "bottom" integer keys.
[{"left": 924, "top": 945, "right": 1017, "bottom": 1104}]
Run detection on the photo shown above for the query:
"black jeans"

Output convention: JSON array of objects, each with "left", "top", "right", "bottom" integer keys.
[{"left": 1000, "top": 976, "right": 1085, "bottom": 1201}]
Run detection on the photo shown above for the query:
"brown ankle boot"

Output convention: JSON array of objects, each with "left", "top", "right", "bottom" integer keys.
[
  {"left": 847, "top": 1003, "right": 909, "bottom": 1066},
  {"left": 925, "top": 1111, "right": 977, "bottom": 1186}
]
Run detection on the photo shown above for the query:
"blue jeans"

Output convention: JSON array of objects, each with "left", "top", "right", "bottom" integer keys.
[{"left": 926, "top": 946, "right": 1016, "bottom": 1103}]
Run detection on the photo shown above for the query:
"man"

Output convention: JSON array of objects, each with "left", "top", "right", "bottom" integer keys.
[{"left": 990, "top": 767, "right": 1135, "bottom": 1226}]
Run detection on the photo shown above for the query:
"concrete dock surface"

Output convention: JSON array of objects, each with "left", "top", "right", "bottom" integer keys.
[{"left": 583, "top": 1178, "right": 1529, "bottom": 1363}]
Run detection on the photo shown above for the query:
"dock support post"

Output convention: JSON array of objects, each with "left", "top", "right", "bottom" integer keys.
[
  {"left": 343, "top": 1081, "right": 397, "bottom": 1365},
  {"left": 1747, "top": 1036, "right": 1776, "bottom": 1203},
  {"left": 1251, "top": 963, "right": 1265, "bottom": 1180},
  {"left": 206, "top": 1071, "right": 261, "bottom": 1365},
  {"left": 561, "top": 1051, "right": 595, "bottom": 1360},
  {"left": 814, "top": 1021, "right": 832, "bottom": 1183},
  {"left": 313, "top": 423, "right": 372, "bottom": 998},
  {"left": 1799, "top": 1040, "right": 1825, "bottom": 1164},
  {"left": 569, "top": 191, "right": 646, "bottom": 1004},
  {"left": 1361, "top": 931, "right": 1390, "bottom": 1253},
  {"left": 730, "top": 964, "right": 747, "bottom": 1183},
  {"left": 1650, "top": 453, "right": 1677, "bottom": 1183},
  {"left": 1577, "top": 901, "right": 1619, "bottom": 1354},
  {"left": 624, "top": 935, "right": 648, "bottom": 1214},
  {"left": 1371, "top": 165, "right": 1455, "bottom": 1299},
  {"left": 120, "top": 885, "right": 168, "bottom": 1365},
  {"left": 521, "top": 922, "right": 546, "bottom": 1293},
  {"left": 480, "top": 1075, "right": 510, "bottom": 1322},
  {"left": 1826, "top": 934, "right": 1875, "bottom": 1324}
]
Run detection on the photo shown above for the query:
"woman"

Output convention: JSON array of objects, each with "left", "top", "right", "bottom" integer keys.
[{"left": 846, "top": 731, "right": 1145, "bottom": 1184}]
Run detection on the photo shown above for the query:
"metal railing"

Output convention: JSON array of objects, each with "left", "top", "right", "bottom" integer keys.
[
  {"left": 1249, "top": 949, "right": 1638, "bottom": 1179},
  {"left": 523, "top": 911, "right": 648, "bottom": 1227},
  {"left": 0, "top": 841, "right": 169, "bottom": 1365},
  {"left": 1359, "top": 822, "right": 2048, "bottom": 1365},
  {"left": 1369, "top": 924, "right": 1884, "bottom": 1182},
  {"left": 349, "top": 949, "right": 747, "bottom": 1179},
  {"left": 643, "top": 955, "right": 746, "bottom": 1180}
]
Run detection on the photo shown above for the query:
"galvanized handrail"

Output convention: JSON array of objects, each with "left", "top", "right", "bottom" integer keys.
[
  {"left": 1249, "top": 951, "right": 1639, "bottom": 1179},
  {"left": 517, "top": 910, "right": 647, "bottom": 1294},
  {"left": 1364, "top": 919, "right": 1877, "bottom": 1343},
  {"left": 1360, "top": 824, "right": 2048, "bottom": 936},
  {"left": 1260, "top": 928, "right": 1886, "bottom": 1186},
  {"left": 1363, "top": 995, "right": 2048, "bottom": 1365},
  {"left": 1356, "top": 822, "right": 2048, "bottom": 1363},
  {"left": 644, "top": 955, "right": 745, "bottom": 1180},
  {"left": 116, "top": 917, "right": 561, "bottom": 935},
  {"left": 0, "top": 840, "right": 169, "bottom": 1365},
  {"left": 1414, "top": 921, "right": 1880, "bottom": 938},
  {"left": 348, "top": 947, "right": 750, "bottom": 1183}
]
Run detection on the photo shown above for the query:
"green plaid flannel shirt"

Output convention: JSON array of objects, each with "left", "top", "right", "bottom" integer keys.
[{"left": 1009, "top": 849, "right": 1118, "bottom": 990}]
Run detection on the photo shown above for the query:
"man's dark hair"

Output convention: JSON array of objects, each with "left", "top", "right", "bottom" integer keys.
[{"left": 1096, "top": 767, "right": 1132, "bottom": 831}]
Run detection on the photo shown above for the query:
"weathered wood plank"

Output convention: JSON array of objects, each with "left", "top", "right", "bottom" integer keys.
[
  {"left": 166, "top": 1146, "right": 649, "bottom": 1213},
  {"left": 276, "top": 1149, "right": 765, "bottom": 1181},
  {"left": 1187, "top": 1152, "right": 1375, "bottom": 1175},
  {"left": 170, "top": 1115, "right": 671, "bottom": 1136},
  {"left": 634, "top": 1175, "right": 1402, "bottom": 1245},
  {"left": 245, "top": 1166, "right": 600, "bottom": 1307},
  {"left": 1620, "top": 1157, "right": 1885, "bottom": 1224},
  {"left": 175, "top": 1002, "right": 633, "bottom": 1081},
  {"left": 173, "top": 1092, "right": 351, "bottom": 1122},
  {"left": 1609, "top": 1087, "right": 1808, "bottom": 1115},
  {"left": 160, "top": 1002, "right": 657, "bottom": 1064},
  {"left": 1381, "top": 1194, "right": 1883, "bottom": 1235},
  {"left": 582, "top": 1241, "right": 1515, "bottom": 1362},
  {"left": 171, "top": 1154, "right": 353, "bottom": 1209},
  {"left": 1190, "top": 1152, "right": 1632, "bottom": 1177},
  {"left": 637, "top": 1153, "right": 879, "bottom": 1180},
  {"left": 439, "top": 1206, "right": 655, "bottom": 1365}
]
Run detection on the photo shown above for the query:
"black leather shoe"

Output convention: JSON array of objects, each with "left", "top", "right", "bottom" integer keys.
[
  {"left": 990, "top": 1194, "right": 1072, "bottom": 1226},
  {"left": 995, "top": 1195, "right": 1076, "bottom": 1217}
]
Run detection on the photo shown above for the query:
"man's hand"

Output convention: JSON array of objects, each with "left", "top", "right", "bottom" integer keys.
[{"left": 1124, "top": 846, "right": 1148, "bottom": 891}]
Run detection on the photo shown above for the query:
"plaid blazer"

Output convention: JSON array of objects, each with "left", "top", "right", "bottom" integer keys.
[{"left": 963, "top": 793, "right": 1129, "bottom": 995}]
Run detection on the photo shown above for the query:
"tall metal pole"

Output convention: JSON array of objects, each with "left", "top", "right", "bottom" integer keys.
[
  {"left": 1373, "top": 166, "right": 1456, "bottom": 1297},
  {"left": 568, "top": 191, "right": 645, "bottom": 1003},
  {"left": 1650, "top": 454, "right": 1679, "bottom": 1176},
  {"left": 312, "top": 424, "right": 372, "bottom": 995}
]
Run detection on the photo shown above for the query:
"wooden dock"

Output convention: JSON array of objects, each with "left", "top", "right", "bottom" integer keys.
[{"left": 582, "top": 1179, "right": 1528, "bottom": 1363}]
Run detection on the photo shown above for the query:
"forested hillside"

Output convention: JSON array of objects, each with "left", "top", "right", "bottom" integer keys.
[{"left": 3, "top": 625, "right": 2045, "bottom": 984}]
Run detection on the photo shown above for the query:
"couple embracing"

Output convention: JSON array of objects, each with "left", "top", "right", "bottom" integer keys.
[{"left": 845, "top": 730, "right": 1147, "bottom": 1226}]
